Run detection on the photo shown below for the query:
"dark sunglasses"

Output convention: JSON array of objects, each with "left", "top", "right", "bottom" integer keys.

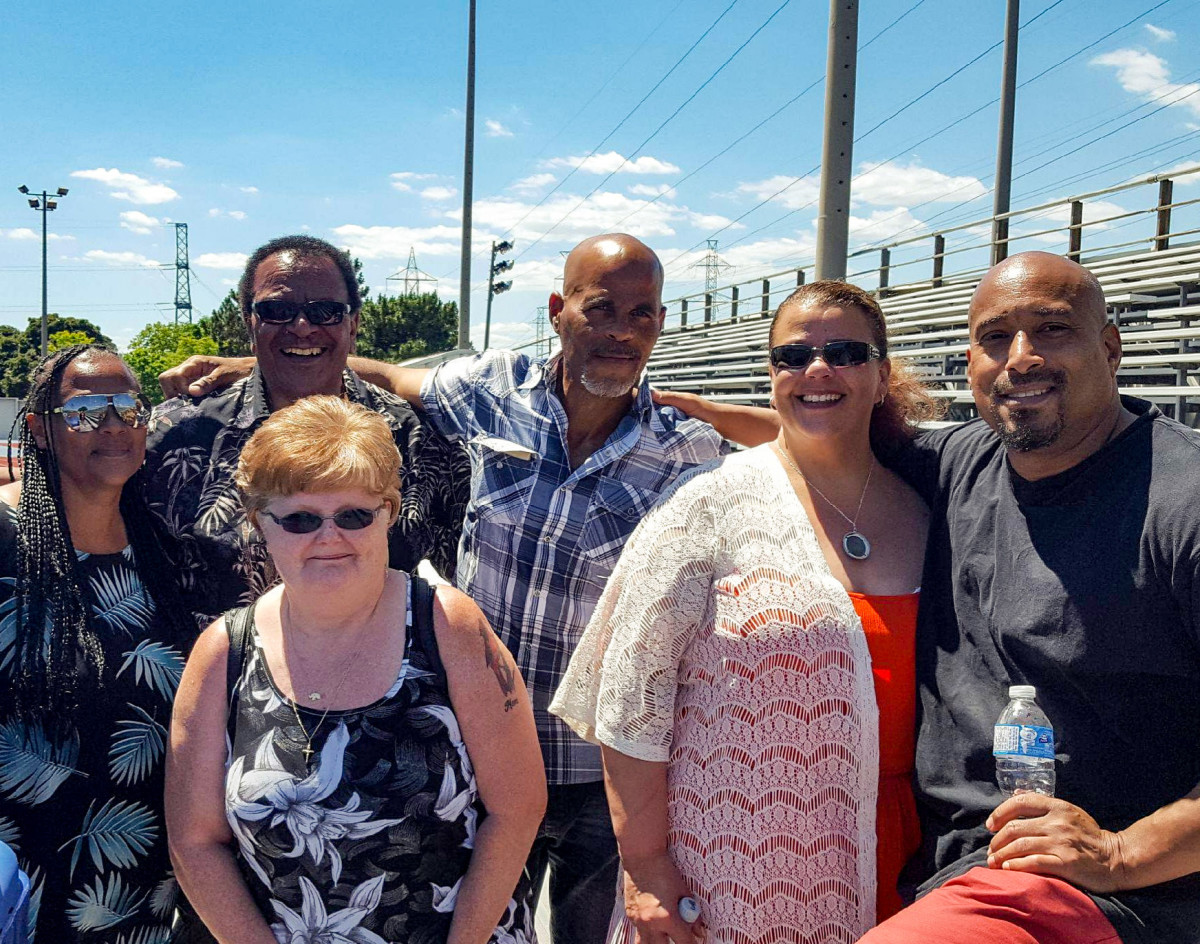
[
  {"left": 260, "top": 505, "right": 384, "bottom": 534},
  {"left": 251, "top": 299, "right": 352, "bottom": 326},
  {"left": 45, "top": 393, "right": 150, "bottom": 432},
  {"left": 770, "top": 340, "right": 882, "bottom": 371}
]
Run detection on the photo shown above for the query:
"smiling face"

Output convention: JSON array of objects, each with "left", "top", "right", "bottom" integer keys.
[
  {"left": 33, "top": 352, "right": 146, "bottom": 497},
  {"left": 769, "top": 302, "right": 890, "bottom": 446},
  {"left": 550, "top": 235, "right": 666, "bottom": 399},
  {"left": 255, "top": 487, "right": 390, "bottom": 592},
  {"left": 248, "top": 251, "right": 358, "bottom": 409},
  {"left": 966, "top": 252, "right": 1121, "bottom": 461}
]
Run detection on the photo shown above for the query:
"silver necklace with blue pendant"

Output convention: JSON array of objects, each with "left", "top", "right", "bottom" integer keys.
[{"left": 774, "top": 442, "right": 875, "bottom": 561}]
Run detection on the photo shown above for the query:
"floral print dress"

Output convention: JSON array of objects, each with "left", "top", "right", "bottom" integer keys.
[
  {"left": 224, "top": 575, "right": 535, "bottom": 944},
  {"left": 0, "top": 504, "right": 187, "bottom": 943}
]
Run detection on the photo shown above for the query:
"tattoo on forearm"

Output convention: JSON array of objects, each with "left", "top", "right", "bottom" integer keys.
[{"left": 479, "top": 626, "right": 519, "bottom": 711}]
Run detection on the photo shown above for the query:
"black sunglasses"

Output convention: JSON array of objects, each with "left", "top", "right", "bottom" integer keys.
[
  {"left": 770, "top": 340, "right": 882, "bottom": 371},
  {"left": 260, "top": 505, "right": 384, "bottom": 534},
  {"left": 251, "top": 299, "right": 352, "bottom": 326},
  {"left": 45, "top": 393, "right": 150, "bottom": 432}
]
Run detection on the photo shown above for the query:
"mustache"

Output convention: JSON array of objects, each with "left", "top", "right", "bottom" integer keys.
[{"left": 991, "top": 369, "right": 1067, "bottom": 397}]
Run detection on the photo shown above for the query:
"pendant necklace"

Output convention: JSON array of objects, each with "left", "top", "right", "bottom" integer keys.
[{"left": 773, "top": 441, "right": 875, "bottom": 561}]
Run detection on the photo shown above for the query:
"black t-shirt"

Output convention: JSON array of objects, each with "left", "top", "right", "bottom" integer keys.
[{"left": 887, "top": 398, "right": 1200, "bottom": 943}]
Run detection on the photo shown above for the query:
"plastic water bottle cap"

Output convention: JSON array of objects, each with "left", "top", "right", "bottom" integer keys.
[{"left": 1008, "top": 684, "right": 1037, "bottom": 700}]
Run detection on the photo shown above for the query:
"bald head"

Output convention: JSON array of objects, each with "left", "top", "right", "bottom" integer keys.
[
  {"left": 562, "top": 234, "right": 664, "bottom": 298},
  {"left": 970, "top": 251, "right": 1107, "bottom": 330}
]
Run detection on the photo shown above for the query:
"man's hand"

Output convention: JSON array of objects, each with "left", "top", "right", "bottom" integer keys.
[
  {"left": 159, "top": 355, "right": 255, "bottom": 400},
  {"left": 986, "top": 794, "right": 1129, "bottom": 893},
  {"left": 622, "top": 855, "right": 704, "bottom": 944}
]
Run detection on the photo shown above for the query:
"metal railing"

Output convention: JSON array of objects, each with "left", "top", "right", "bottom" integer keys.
[{"left": 660, "top": 164, "right": 1200, "bottom": 331}]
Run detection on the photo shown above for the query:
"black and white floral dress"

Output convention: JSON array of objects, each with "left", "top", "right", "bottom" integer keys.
[
  {"left": 0, "top": 504, "right": 186, "bottom": 943},
  {"left": 224, "top": 575, "right": 535, "bottom": 944}
]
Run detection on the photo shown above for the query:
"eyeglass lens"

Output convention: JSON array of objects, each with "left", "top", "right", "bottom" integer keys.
[
  {"left": 264, "top": 507, "right": 380, "bottom": 534},
  {"left": 56, "top": 394, "right": 149, "bottom": 432},
  {"left": 771, "top": 341, "right": 876, "bottom": 370},
  {"left": 252, "top": 300, "right": 349, "bottom": 326}
]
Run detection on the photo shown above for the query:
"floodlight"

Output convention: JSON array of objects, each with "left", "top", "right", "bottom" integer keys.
[
  {"left": 17, "top": 185, "right": 29, "bottom": 194},
  {"left": 492, "top": 259, "right": 514, "bottom": 275},
  {"left": 28, "top": 199, "right": 39, "bottom": 209},
  {"left": 45, "top": 201, "right": 57, "bottom": 210},
  {"left": 492, "top": 281, "right": 512, "bottom": 295},
  {"left": 495, "top": 240, "right": 514, "bottom": 254},
  {"left": 56, "top": 188, "right": 69, "bottom": 197}
]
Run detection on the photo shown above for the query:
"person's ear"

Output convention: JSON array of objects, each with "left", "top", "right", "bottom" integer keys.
[
  {"left": 548, "top": 293, "right": 565, "bottom": 333},
  {"left": 25, "top": 413, "right": 47, "bottom": 450},
  {"left": 1101, "top": 323, "right": 1122, "bottom": 376}
]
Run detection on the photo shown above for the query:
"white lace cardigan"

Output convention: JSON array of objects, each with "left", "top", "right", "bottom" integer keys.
[{"left": 551, "top": 444, "right": 880, "bottom": 941}]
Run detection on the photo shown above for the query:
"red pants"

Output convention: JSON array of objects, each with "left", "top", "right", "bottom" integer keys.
[{"left": 858, "top": 867, "right": 1122, "bottom": 944}]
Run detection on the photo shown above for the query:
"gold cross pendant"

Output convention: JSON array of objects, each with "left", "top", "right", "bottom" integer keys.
[{"left": 301, "top": 745, "right": 314, "bottom": 763}]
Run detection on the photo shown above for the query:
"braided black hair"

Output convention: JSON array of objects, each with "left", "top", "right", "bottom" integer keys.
[{"left": 8, "top": 344, "right": 194, "bottom": 731}]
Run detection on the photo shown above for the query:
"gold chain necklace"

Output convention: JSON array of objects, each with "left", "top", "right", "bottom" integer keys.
[{"left": 773, "top": 441, "right": 875, "bottom": 560}]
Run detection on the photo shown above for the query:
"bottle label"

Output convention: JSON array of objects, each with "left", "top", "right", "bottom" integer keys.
[{"left": 993, "top": 724, "right": 1054, "bottom": 759}]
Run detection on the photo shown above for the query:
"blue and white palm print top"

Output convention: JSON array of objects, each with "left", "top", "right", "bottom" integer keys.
[
  {"left": 0, "top": 504, "right": 187, "bottom": 943},
  {"left": 225, "top": 575, "right": 535, "bottom": 944}
]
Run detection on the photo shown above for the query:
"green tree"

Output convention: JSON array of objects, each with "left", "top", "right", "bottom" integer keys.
[
  {"left": 198, "top": 290, "right": 252, "bottom": 357},
  {"left": 357, "top": 292, "right": 458, "bottom": 363},
  {"left": 48, "top": 330, "right": 95, "bottom": 352},
  {"left": 0, "top": 315, "right": 112, "bottom": 399},
  {"left": 124, "top": 322, "right": 219, "bottom": 403},
  {"left": 352, "top": 256, "right": 371, "bottom": 303}
]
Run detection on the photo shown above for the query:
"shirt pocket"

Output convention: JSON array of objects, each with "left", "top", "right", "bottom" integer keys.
[
  {"left": 469, "top": 437, "right": 540, "bottom": 525},
  {"left": 579, "top": 478, "right": 660, "bottom": 574}
]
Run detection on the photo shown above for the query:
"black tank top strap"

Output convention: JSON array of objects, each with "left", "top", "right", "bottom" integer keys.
[{"left": 407, "top": 572, "right": 446, "bottom": 683}]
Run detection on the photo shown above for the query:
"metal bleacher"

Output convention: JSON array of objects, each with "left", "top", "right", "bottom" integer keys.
[{"left": 643, "top": 166, "right": 1200, "bottom": 426}]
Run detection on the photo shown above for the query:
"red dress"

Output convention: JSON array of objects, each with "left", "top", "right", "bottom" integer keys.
[{"left": 850, "top": 591, "right": 923, "bottom": 922}]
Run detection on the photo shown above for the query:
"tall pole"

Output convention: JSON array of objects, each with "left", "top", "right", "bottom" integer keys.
[
  {"left": 992, "top": 0, "right": 1020, "bottom": 266},
  {"left": 458, "top": 0, "right": 477, "bottom": 350},
  {"left": 41, "top": 192, "right": 49, "bottom": 356},
  {"left": 815, "top": 0, "right": 859, "bottom": 281},
  {"left": 484, "top": 242, "right": 497, "bottom": 350}
]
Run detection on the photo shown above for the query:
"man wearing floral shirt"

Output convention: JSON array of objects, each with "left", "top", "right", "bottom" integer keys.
[{"left": 144, "top": 234, "right": 468, "bottom": 627}]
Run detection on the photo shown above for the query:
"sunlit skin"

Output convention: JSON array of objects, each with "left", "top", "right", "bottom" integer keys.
[
  {"left": 548, "top": 234, "right": 666, "bottom": 467},
  {"left": 966, "top": 251, "right": 1134, "bottom": 481},
  {"left": 248, "top": 252, "right": 359, "bottom": 411}
]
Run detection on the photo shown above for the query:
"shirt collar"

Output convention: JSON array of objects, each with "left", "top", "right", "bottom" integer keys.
[
  {"left": 239, "top": 365, "right": 362, "bottom": 428},
  {"left": 524, "top": 352, "right": 655, "bottom": 421}
]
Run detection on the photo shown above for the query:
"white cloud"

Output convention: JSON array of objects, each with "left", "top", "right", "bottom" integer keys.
[
  {"left": 70, "top": 167, "right": 179, "bottom": 205},
  {"left": 1144, "top": 24, "right": 1176, "bottom": 42},
  {"left": 485, "top": 119, "right": 514, "bottom": 138},
  {"left": 848, "top": 208, "right": 927, "bottom": 246},
  {"left": 120, "top": 210, "right": 161, "bottom": 235},
  {"left": 1092, "top": 48, "right": 1200, "bottom": 118},
  {"left": 736, "top": 174, "right": 821, "bottom": 211},
  {"left": 331, "top": 224, "right": 465, "bottom": 260},
  {"left": 239, "top": 186, "right": 259, "bottom": 194},
  {"left": 195, "top": 252, "right": 249, "bottom": 270},
  {"left": 464, "top": 190, "right": 735, "bottom": 243},
  {"left": 391, "top": 171, "right": 439, "bottom": 193},
  {"left": 542, "top": 151, "right": 681, "bottom": 176},
  {"left": 628, "top": 183, "right": 677, "bottom": 199},
  {"left": 208, "top": 208, "right": 247, "bottom": 221},
  {"left": 84, "top": 249, "right": 162, "bottom": 267},
  {"left": 420, "top": 186, "right": 459, "bottom": 201},
  {"left": 854, "top": 161, "right": 987, "bottom": 205},
  {"left": 228, "top": 210, "right": 247, "bottom": 220},
  {"left": 1, "top": 227, "right": 74, "bottom": 242},
  {"left": 510, "top": 173, "right": 557, "bottom": 196},
  {"left": 151, "top": 156, "right": 184, "bottom": 169}
]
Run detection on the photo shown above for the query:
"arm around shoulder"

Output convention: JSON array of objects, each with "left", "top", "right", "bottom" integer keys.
[{"left": 348, "top": 357, "right": 430, "bottom": 407}]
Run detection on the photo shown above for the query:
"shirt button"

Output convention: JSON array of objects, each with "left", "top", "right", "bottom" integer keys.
[{"left": 541, "top": 535, "right": 551, "bottom": 543}]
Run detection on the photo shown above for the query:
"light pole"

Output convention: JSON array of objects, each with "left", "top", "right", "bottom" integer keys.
[
  {"left": 18, "top": 185, "right": 69, "bottom": 356},
  {"left": 458, "top": 0, "right": 477, "bottom": 349},
  {"left": 484, "top": 240, "right": 514, "bottom": 350}
]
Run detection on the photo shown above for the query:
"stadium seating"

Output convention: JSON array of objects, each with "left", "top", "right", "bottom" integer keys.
[{"left": 647, "top": 241, "right": 1200, "bottom": 426}]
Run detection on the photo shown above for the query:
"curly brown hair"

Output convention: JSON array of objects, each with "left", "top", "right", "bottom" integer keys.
[{"left": 769, "top": 281, "right": 945, "bottom": 451}]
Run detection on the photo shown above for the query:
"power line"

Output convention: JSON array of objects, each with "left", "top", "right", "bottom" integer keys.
[{"left": 514, "top": 0, "right": 793, "bottom": 262}]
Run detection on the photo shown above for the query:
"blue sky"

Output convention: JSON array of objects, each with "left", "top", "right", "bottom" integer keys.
[{"left": 1, "top": 0, "right": 1197, "bottom": 353}]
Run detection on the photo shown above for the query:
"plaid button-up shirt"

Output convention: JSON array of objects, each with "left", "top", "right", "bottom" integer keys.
[{"left": 421, "top": 351, "right": 728, "bottom": 783}]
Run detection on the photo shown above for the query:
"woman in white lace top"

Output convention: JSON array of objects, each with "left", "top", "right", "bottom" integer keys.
[{"left": 551, "top": 281, "right": 943, "bottom": 944}]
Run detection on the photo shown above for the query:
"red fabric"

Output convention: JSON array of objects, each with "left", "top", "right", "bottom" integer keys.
[
  {"left": 857, "top": 867, "right": 1121, "bottom": 944},
  {"left": 850, "top": 592, "right": 922, "bottom": 922}
]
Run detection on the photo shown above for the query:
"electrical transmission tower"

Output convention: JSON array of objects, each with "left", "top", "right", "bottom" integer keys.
[
  {"left": 533, "top": 305, "right": 551, "bottom": 359},
  {"left": 386, "top": 248, "right": 439, "bottom": 297},
  {"left": 690, "top": 238, "right": 733, "bottom": 291},
  {"left": 174, "top": 222, "right": 192, "bottom": 324}
]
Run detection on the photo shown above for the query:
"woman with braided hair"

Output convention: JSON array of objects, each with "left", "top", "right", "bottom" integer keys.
[{"left": 0, "top": 344, "right": 195, "bottom": 942}]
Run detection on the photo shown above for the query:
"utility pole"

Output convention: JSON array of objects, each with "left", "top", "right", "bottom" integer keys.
[
  {"left": 458, "top": 0, "right": 477, "bottom": 349},
  {"left": 484, "top": 240, "right": 514, "bottom": 350},
  {"left": 17, "top": 185, "right": 69, "bottom": 356},
  {"left": 814, "top": 0, "right": 859, "bottom": 281},
  {"left": 174, "top": 222, "right": 193, "bottom": 324},
  {"left": 992, "top": 0, "right": 1020, "bottom": 265}
]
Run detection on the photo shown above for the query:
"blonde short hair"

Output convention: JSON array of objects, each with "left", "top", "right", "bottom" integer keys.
[{"left": 235, "top": 396, "right": 402, "bottom": 525}]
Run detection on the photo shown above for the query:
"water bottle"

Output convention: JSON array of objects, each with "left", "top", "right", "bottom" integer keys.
[{"left": 993, "top": 684, "right": 1056, "bottom": 797}]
